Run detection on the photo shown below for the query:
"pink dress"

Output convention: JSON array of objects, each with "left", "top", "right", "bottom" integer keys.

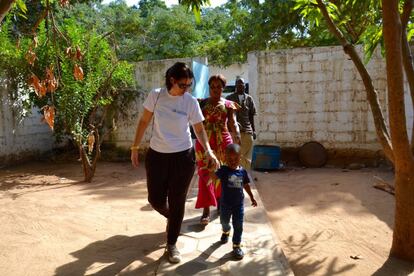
[{"left": 195, "top": 99, "right": 238, "bottom": 209}]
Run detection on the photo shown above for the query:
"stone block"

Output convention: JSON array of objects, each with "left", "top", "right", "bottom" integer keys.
[
  {"left": 286, "top": 63, "right": 302, "bottom": 73},
  {"left": 312, "top": 52, "right": 330, "bottom": 61},
  {"left": 259, "top": 132, "right": 276, "bottom": 141},
  {"left": 335, "top": 132, "right": 354, "bottom": 142}
]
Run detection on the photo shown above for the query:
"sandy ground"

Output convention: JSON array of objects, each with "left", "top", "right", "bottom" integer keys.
[
  {"left": 254, "top": 167, "right": 414, "bottom": 276},
  {"left": 0, "top": 160, "right": 413, "bottom": 275}
]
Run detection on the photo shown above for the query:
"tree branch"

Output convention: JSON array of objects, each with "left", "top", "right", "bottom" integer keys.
[
  {"left": 31, "top": 8, "right": 48, "bottom": 34},
  {"left": 91, "top": 126, "right": 100, "bottom": 175},
  {"left": 0, "top": 0, "right": 15, "bottom": 24},
  {"left": 316, "top": 0, "right": 394, "bottom": 163}
]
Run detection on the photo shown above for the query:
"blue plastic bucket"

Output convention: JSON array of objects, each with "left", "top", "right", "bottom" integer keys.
[{"left": 252, "top": 145, "right": 281, "bottom": 171}]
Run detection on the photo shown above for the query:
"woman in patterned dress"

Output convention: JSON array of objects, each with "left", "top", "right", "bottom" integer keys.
[{"left": 195, "top": 74, "right": 241, "bottom": 225}]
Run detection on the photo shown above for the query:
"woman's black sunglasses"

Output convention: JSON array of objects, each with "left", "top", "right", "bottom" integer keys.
[{"left": 178, "top": 82, "right": 193, "bottom": 89}]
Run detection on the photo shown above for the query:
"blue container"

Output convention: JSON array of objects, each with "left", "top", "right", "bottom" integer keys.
[{"left": 252, "top": 145, "right": 281, "bottom": 171}]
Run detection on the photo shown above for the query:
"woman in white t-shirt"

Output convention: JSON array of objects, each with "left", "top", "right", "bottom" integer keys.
[{"left": 130, "top": 62, "right": 219, "bottom": 264}]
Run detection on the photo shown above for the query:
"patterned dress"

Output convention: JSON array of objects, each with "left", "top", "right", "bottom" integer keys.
[{"left": 195, "top": 98, "right": 239, "bottom": 209}]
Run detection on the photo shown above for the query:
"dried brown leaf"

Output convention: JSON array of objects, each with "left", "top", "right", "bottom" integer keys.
[
  {"left": 74, "top": 64, "right": 84, "bottom": 81},
  {"left": 29, "top": 74, "right": 42, "bottom": 97},
  {"left": 46, "top": 66, "right": 58, "bottom": 92},
  {"left": 25, "top": 48, "right": 37, "bottom": 66},
  {"left": 65, "top": 47, "right": 72, "bottom": 57},
  {"left": 33, "top": 36, "right": 39, "bottom": 48},
  {"left": 60, "top": 0, "right": 70, "bottom": 7},
  {"left": 42, "top": 105, "right": 55, "bottom": 130},
  {"left": 39, "top": 80, "right": 47, "bottom": 97},
  {"left": 87, "top": 131, "right": 95, "bottom": 154},
  {"left": 76, "top": 46, "right": 83, "bottom": 61}
]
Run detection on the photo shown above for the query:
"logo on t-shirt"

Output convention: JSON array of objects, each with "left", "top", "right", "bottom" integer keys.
[
  {"left": 172, "top": 108, "right": 187, "bottom": 116},
  {"left": 227, "top": 174, "right": 243, "bottom": 188}
]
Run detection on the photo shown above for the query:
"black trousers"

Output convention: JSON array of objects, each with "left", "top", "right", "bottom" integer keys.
[{"left": 145, "top": 147, "right": 195, "bottom": 245}]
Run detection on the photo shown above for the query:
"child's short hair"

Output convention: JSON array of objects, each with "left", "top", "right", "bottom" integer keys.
[{"left": 225, "top": 143, "right": 241, "bottom": 155}]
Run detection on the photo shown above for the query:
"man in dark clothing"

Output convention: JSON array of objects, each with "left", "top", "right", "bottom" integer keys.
[{"left": 226, "top": 78, "right": 257, "bottom": 169}]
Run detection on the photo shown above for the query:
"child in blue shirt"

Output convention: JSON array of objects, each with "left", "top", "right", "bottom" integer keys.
[{"left": 210, "top": 143, "right": 257, "bottom": 260}]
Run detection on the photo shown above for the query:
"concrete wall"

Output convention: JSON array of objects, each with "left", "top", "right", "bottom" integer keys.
[
  {"left": 0, "top": 80, "right": 55, "bottom": 165},
  {"left": 113, "top": 47, "right": 414, "bottom": 158},
  {"left": 249, "top": 45, "right": 413, "bottom": 151},
  {"left": 209, "top": 63, "right": 248, "bottom": 83}
]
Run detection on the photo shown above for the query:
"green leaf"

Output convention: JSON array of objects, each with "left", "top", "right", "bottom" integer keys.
[
  {"left": 360, "top": 25, "right": 383, "bottom": 63},
  {"left": 407, "top": 23, "right": 414, "bottom": 41},
  {"left": 193, "top": 6, "right": 201, "bottom": 24},
  {"left": 15, "top": 0, "right": 27, "bottom": 14}
]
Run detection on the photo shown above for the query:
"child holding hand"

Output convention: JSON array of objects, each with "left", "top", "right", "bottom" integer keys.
[{"left": 210, "top": 143, "right": 257, "bottom": 260}]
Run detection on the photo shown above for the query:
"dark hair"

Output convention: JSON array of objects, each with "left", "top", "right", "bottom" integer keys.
[
  {"left": 225, "top": 143, "right": 241, "bottom": 155},
  {"left": 165, "top": 62, "right": 194, "bottom": 90},
  {"left": 208, "top": 74, "right": 226, "bottom": 88}
]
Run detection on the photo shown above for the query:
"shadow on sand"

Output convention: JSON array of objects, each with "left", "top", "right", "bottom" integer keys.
[
  {"left": 173, "top": 241, "right": 232, "bottom": 275},
  {"left": 55, "top": 232, "right": 166, "bottom": 276},
  {"left": 372, "top": 256, "right": 414, "bottom": 276}
]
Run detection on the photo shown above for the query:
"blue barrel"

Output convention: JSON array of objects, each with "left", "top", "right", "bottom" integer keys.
[{"left": 252, "top": 145, "right": 281, "bottom": 171}]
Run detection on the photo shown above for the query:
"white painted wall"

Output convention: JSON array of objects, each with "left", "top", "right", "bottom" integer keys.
[
  {"left": 249, "top": 45, "right": 413, "bottom": 150},
  {"left": 0, "top": 80, "right": 55, "bottom": 164}
]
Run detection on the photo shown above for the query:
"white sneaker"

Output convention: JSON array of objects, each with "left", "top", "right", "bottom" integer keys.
[{"left": 167, "top": 244, "right": 181, "bottom": 263}]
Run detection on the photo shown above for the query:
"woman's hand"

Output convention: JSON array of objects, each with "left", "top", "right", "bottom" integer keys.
[
  {"left": 130, "top": 109, "right": 153, "bottom": 168},
  {"left": 251, "top": 198, "right": 257, "bottom": 207},
  {"left": 234, "top": 134, "right": 242, "bottom": 146},
  {"left": 193, "top": 122, "right": 220, "bottom": 170},
  {"left": 131, "top": 149, "right": 139, "bottom": 168},
  {"left": 205, "top": 150, "right": 220, "bottom": 171},
  {"left": 228, "top": 109, "right": 241, "bottom": 145}
]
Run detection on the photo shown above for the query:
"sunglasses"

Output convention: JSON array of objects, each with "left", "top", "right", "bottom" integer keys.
[
  {"left": 177, "top": 82, "right": 193, "bottom": 89},
  {"left": 210, "top": 84, "right": 224, "bottom": 90}
]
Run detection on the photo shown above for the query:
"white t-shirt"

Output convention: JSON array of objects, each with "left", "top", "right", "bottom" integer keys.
[{"left": 143, "top": 88, "right": 204, "bottom": 153}]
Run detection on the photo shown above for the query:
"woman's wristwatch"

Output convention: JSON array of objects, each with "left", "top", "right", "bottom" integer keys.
[{"left": 130, "top": 145, "right": 139, "bottom": 151}]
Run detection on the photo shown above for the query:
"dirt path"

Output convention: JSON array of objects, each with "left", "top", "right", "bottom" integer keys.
[
  {"left": 0, "top": 162, "right": 167, "bottom": 275},
  {"left": 1, "top": 161, "right": 413, "bottom": 275},
  {"left": 254, "top": 167, "right": 413, "bottom": 276}
]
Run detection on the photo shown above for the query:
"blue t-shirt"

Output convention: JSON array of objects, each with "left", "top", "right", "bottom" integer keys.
[{"left": 216, "top": 165, "right": 251, "bottom": 206}]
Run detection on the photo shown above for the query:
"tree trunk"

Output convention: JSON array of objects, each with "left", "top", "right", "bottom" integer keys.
[
  {"left": 391, "top": 168, "right": 414, "bottom": 260},
  {"left": 383, "top": 0, "right": 414, "bottom": 261},
  {"left": 382, "top": 0, "right": 412, "bottom": 162},
  {"left": 0, "top": 0, "right": 15, "bottom": 23},
  {"left": 79, "top": 145, "right": 95, "bottom": 183},
  {"left": 78, "top": 128, "right": 101, "bottom": 183}
]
